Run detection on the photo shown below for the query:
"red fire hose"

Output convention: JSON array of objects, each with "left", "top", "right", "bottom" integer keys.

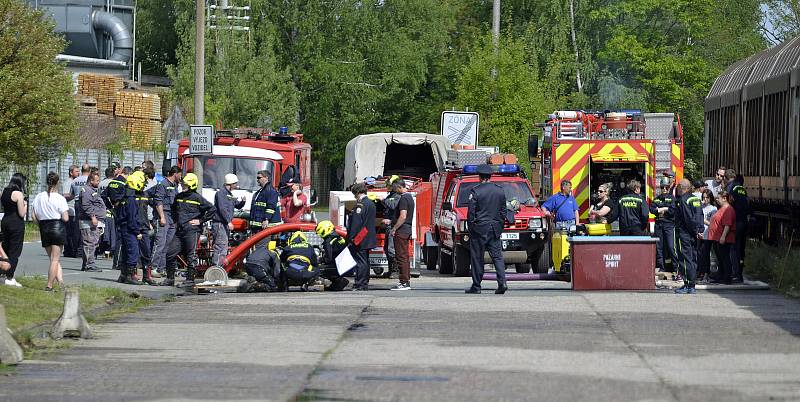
[{"left": 222, "top": 223, "right": 348, "bottom": 271}]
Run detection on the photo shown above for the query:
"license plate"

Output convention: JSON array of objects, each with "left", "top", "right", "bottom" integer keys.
[
  {"left": 370, "top": 257, "right": 388, "bottom": 266},
  {"left": 501, "top": 232, "right": 520, "bottom": 240}
]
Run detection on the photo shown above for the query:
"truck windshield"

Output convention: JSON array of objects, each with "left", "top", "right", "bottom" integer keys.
[
  {"left": 191, "top": 156, "right": 274, "bottom": 191},
  {"left": 456, "top": 181, "right": 536, "bottom": 207}
]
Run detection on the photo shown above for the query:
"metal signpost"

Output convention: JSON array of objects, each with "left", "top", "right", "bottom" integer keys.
[{"left": 441, "top": 111, "right": 479, "bottom": 147}]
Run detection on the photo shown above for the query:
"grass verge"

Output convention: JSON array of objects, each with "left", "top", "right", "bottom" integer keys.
[
  {"left": 0, "top": 276, "right": 153, "bottom": 361},
  {"left": 744, "top": 241, "right": 800, "bottom": 298},
  {"left": 23, "top": 221, "right": 39, "bottom": 242}
]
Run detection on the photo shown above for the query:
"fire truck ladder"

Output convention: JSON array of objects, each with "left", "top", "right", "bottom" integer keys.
[{"left": 643, "top": 113, "right": 677, "bottom": 173}]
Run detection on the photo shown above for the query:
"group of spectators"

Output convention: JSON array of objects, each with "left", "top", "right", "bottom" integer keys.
[
  {"left": 0, "top": 159, "right": 312, "bottom": 291},
  {"left": 542, "top": 166, "right": 750, "bottom": 292}
]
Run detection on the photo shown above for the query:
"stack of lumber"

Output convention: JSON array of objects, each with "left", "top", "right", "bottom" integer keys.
[
  {"left": 118, "top": 118, "right": 163, "bottom": 149},
  {"left": 77, "top": 74, "right": 123, "bottom": 114},
  {"left": 115, "top": 90, "right": 161, "bottom": 120}
]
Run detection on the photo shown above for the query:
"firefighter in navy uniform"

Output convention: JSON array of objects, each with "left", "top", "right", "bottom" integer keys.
[
  {"left": 346, "top": 182, "right": 376, "bottom": 291},
  {"left": 465, "top": 164, "right": 508, "bottom": 295},
  {"left": 244, "top": 239, "right": 280, "bottom": 292},
  {"left": 279, "top": 231, "right": 320, "bottom": 291},
  {"left": 618, "top": 179, "right": 650, "bottom": 236},
  {"left": 316, "top": 220, "right": 351, "bottom": 291},
  {"left": 381, "top": 175, "right": 402, "bottom": 277},
  {"left": 134, "top": 174, "right": 157, "bottom": 285},
  {"left": 166, "top": 173, "right": 215, "bottom": 287},
  {"left": 249, "top": 170, "right": 281, "bottom": 233},
  {"left": 651, "top": 177, "right": 678, "bottom": 272},
  {"left": 103, "top": 167, "right": 129, "bottom": 271},
  {"left": 116, "top": 171, "right": 144, "bottom": 285},
  {"left": 725, "top": 168, "right": 749, "bottom": 280},
  {"left": 674, "top": 179, "right": 704, "bottom": 294}
]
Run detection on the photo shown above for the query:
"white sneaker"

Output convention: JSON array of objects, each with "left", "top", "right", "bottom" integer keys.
[
  {"left": 390, "top": 283, "right": 411, "bottom": 291},
  {"left": 4, "top": 278, "right": 22, "bottom": 288}
]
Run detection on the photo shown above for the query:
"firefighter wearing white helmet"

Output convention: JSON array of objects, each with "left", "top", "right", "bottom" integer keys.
[
  {"left": 212, "top": 173, "right": 246, "bottom": 266},
  {"left": 163, "top": 173, "right": 216, "bottom": 287}
]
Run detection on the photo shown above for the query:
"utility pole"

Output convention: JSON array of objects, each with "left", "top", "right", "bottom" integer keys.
[
  {"left": 194, "top": 0, "right": 205, "bottom": 189},
  {"left": 491, "top": 0, "right": 500, "bottom": 78}
]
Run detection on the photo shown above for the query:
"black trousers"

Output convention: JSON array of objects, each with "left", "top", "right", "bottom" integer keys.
[
  {"left": 468, "top": 225, "right": 506, "bottom": 290},
  {"left": 351, "top": 245, "right": 370, "bottom": 289},
  {"left": 676, "top": 228, "right": 697, "bottom": 288},
  {"left": 620, "top": 227, "right": 647, "bottom": 236},
  {"left": 245, "top": 262, "right": 278, "bottom": 291},
  {"left": 698, "top": 239, "right": 713, "bottom": 276},
  {"left": 1, "top": 216, "right": 24, "bottom": 279},
  {"left": 735, "top": 220, "right": 747, "bottom": 266},
  {"left": 176, "top": 230, "right": 199, "bottom": 278},
  {"left": 713, "top": 242, "right": 735, "bottom": 283},
  {"left": 138, "top": 232, "right": 153, "bottom": 269},
  {"left": 655, "top": 223, "right": 677, "bottom": 272},
  {"left": 64, "top": 216, "right": 80, "bottom": 257}
]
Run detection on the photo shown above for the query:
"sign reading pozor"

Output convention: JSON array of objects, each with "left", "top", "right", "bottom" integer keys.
[{"left": 189, "top": 125, "right": 214, "bottom": 155}]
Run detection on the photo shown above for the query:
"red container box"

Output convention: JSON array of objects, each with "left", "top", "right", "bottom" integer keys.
[{"left": 571, "top": 236, "right": 656, "bottom": 290}]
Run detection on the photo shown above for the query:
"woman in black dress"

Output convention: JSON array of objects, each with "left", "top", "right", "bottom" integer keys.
[{"left": 1, "top": 173, "right": 27, "bottom": 287}]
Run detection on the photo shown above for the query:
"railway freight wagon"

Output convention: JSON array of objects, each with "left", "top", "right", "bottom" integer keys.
[{"left": 704, "top": 35, "right": 800, "bottom": 239}]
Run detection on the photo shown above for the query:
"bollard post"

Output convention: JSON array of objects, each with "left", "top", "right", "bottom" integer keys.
[
  {"left": 51, "top": 289, "right": 93, "bottom": 340},
  {"left": 0, "top": 305, "right": 24, "bottom": 365}
]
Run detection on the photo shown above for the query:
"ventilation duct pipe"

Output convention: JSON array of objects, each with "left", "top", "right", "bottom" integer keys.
[{"left": 91, "top": 10, "right": 132, "bottom": 63}]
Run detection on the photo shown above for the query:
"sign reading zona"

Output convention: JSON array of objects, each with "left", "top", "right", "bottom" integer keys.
[
  {"left": 441, "top": 111, "right": 479, "bottom": 146},
  {"left": 189, "top": 125, "right": 214, "bottom": 155}
]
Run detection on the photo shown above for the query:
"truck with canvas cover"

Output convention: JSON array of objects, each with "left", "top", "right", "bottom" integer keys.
[{"left": 330, "top": 133, "right": 451, "bottom": 273}]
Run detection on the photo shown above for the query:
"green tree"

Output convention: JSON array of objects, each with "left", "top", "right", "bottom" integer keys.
[
  {"left": 455, "top": 35, "right": 554, "bottom": 160},
  {"left": 0, "top": 0, "right": 77, "bottom": 166},
  {"left": 169, "top": 1, "right": 299, "bottom": 129},
  {"left": 135, "top": 0, "right": 179, "bottom": 76}
]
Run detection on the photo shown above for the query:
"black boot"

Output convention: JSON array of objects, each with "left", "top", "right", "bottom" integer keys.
[
  {"left": 181, "top": 268, "right": 196, "bottom": 288},
  {"left": 121, "top": 267, "right": 141, "bottom": 285}
]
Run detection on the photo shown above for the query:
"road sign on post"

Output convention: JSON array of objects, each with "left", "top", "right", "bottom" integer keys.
[
  {"left": 441, "top": 111, "right": 479, "bottom": 147},
  {"left": 189, "top": 125, "right": 214, "bottom": 155}
]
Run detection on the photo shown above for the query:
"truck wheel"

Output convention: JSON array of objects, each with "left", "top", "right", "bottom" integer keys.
[
  {"left": 452, "top": 245, "right": 471, "bottom": 277},
  {"left": 534, "top": 244, "right": 552, "bottom": 274},
  {"left": 515, "top": 263, "right": 532, "bottom": 273},
  {"left": 437, "top": 246, "right": 453, "bottom": 274},
  {"left": 425, "top": 245, "right": 439, "bottom": 270}
]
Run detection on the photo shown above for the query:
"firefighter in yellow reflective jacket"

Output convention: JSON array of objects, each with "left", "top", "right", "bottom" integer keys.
[{"left": 279, "top": 231, "right": 320, "bottom": 291}]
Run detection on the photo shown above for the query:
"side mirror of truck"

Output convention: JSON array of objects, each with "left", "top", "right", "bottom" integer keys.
[
  {"left": 442, "top": 201, "right": 453, "bottom": 211},
  {"left": 528, "top": 134, "right": 539, "bottom": 160},
  {"left": 309, "top": 189, "right": 319, "bottom": 207}
]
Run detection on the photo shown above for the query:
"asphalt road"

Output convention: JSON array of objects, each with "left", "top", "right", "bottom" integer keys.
[{"left": 1, "top": 268, "right": 799, "bottom": 401}]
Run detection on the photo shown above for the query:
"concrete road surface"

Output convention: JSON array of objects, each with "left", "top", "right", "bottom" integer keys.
[{"left": 1, "top": 270, "right": 799, "bottom": 402}]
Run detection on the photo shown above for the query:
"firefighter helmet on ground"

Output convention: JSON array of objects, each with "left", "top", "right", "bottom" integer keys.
[
  {"left": 183, "top": 173, "right": 199, "bottom": 190},
  {"left": 316, "top": 220, "right": 335, "bottom": 238}
]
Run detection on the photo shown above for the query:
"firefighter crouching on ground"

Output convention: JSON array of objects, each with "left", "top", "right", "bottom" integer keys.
[
  {"left": 166, "top": 173, "right": 215, "bottom": 287},
  {"left": 618, "top": 179, "right": 650, "bottom": 236},
  {"left": 249, "top": 170, "right": 281, "bottom": 233},
  {"left": 316, "top": 220, "right": 350, "bottom": 291},
  {"left": 279, "top": 231, "right": 320, "bottom": 291},
  {"left": 134, "top": 173, "right": 157, "bottom": 285},
  {"left": 651, "top": 176, "right": 678, "bottom": 273},
  {"left": 674, "top": 179, "right": 704, "bottom": 294},
  {"left": 244, "top": 239, "right": 281, "bottom": 292},
  {"left": 116, "top": 171, "right": 145, "bottom": 285},
  {"left": 213, "top": 174, "right": 246, "bottom": 266}
]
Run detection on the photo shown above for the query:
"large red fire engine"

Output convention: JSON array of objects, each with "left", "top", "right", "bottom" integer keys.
[{"left": 531, "top": 111, "right": 685, "bottom": 222}]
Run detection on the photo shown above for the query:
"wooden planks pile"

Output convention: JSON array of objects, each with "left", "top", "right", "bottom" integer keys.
[
  {"left": 115, "top": 90, "right": 161, "bottom": 120},
  {"left": 77, "top": 74, "right": 123, "bottom": 114},
  {"left": 117, "top": 118, "right": 163, "bottom": 149}
]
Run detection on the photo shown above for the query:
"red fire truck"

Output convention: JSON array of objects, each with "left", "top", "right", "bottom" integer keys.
[
  {"left": 531, "top": 111, "right": 685, "bottom": 223},
  {"left": 429, "top": 162, "right": 551, "bottom": 276}
]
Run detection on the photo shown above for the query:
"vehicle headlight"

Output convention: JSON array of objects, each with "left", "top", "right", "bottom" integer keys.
[{"left": 528, "top": 218, "right": 543, "bottom": 229}]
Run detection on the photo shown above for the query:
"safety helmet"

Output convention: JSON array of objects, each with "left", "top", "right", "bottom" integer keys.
[
  {"left": 387, "top": 175, "right": 400, "bottom": 185},
  {"left": 183, "top": 173, "right": 199, "bottom": 190},
  {"left": 289, "top": 231, "right": 307, "bottom": 244},
  {"left": 316, "top": 220, "right": 335, "bottom": 238},
  {"left": 126, "top": 171, "right": 146, "bottom": 191},
  {"left": 224, "top": 173, "right": 239, "bottom": 185}
]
